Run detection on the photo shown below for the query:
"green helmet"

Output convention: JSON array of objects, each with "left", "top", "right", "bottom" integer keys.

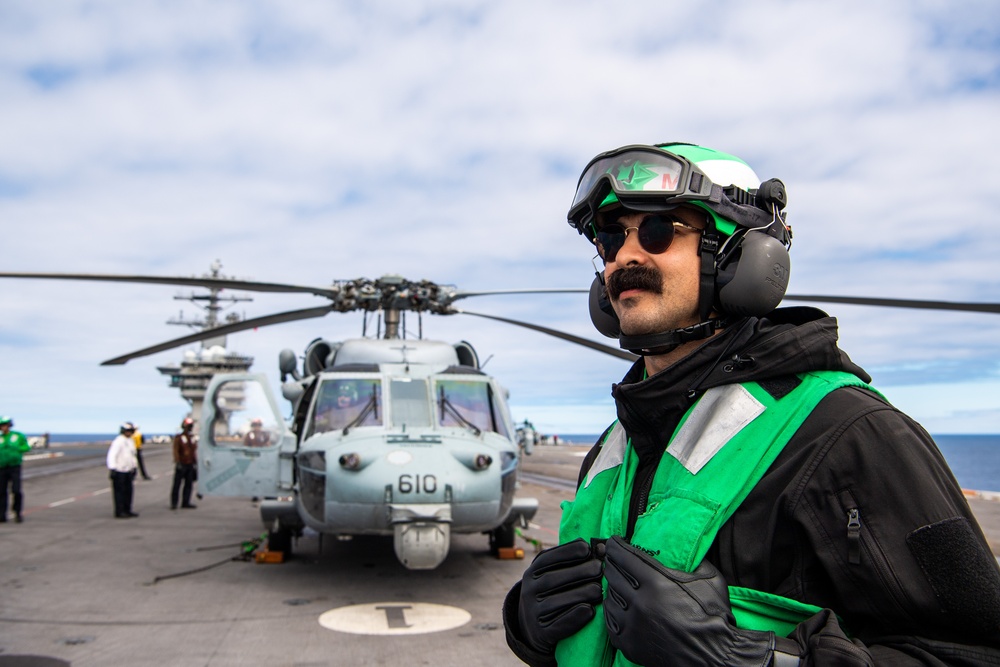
[{"left": 0, "top": 416, "right": 11, "bottom": 427}]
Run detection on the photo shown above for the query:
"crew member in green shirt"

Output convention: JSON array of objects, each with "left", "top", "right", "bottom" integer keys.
[{"left": 0, "top": 416, "right": 31, "bottom": 523}]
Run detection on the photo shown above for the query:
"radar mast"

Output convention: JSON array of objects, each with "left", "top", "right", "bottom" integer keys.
[{"left": 155, "top": 261, "right": 255, "bottom": 425}]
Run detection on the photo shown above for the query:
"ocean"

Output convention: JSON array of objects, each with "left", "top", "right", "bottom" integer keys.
[
  {"left": 557, "top": 433, "right": 1000, "bottom": 493},
  {"left": 933, "top": 435, "right": 1000, "bottom": 494},
  {"left": 33, "top": 433, "right": 123, "bottom": 443},
  {"left": 28, "top": 432, "right": 1000, "bottom": 493}
]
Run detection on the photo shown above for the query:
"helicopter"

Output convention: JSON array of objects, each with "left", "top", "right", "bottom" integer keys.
[
  {"left": 1, "top": 269, "right": 998, "bottom": 569},
  {"left": 0, "top": 269, "right": 632, "bottom": 570},
  {"left": 188, "top": 274, "right": 637, "bottom": 569}
]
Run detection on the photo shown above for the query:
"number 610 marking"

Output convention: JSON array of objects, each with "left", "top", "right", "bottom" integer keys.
[{"left": 398, "top": 474, "right": 437, "bottom": 494}]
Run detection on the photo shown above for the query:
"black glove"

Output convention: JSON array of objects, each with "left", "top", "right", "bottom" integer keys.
[
  {"left": 604, "top": 535, "right": 782, "bottom": 667},
  {"left": 517, "top": 538, "right": 605, "bottom": 655}
]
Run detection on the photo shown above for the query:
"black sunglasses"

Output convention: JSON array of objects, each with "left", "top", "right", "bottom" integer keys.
[{"left": 595, "top": 213, "right": 702, "bottom": 264}]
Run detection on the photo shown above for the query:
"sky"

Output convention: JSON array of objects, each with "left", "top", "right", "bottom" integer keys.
[{"left": 1, "top": 0, "right": 999, "bottom": 437}]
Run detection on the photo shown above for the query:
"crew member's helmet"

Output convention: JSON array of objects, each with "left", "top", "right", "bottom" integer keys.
[
  {"left": 336, "top": 383, "right": 359, "bottom": 404},
  {"left": 251, "top": 417, "right": 264, "bottom": 427},
  {"left": 120, "top": 421, "right": 136, "bottom": 433},
  {"left": 181, "top": 417, "right": 194, "bottom": 429},
  {"left": 0, "top": 416, "right": 12, "bottom": 427},
  {"left": 567, "top": 142, "right": 792, "bottom": 354}
]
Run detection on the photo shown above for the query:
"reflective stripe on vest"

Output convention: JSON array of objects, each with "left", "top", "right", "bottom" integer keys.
[{"left": 555, "top": 371, "right": 876, "bottom": 667}]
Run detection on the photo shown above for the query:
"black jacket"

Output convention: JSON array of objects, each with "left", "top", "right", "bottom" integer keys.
[{"left": 505, "top": 307, "right": 1000, "bottom": 666}]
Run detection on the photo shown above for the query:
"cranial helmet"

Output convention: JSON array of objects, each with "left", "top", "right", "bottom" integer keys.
[
  {"left": 0, "top": 416, "right": 12, "bottom": 427},
  {"left": 567, "top": 142, "right": 792, "bottom": 355},
  {"left": 337, "top": 383, "right": 359, "bottom": 401},
  {"left": 120, "top": 421, "right": 136, "bottom": 433},
  {"left": 181, "top": 417, "right": 194, "bottom": 429}
]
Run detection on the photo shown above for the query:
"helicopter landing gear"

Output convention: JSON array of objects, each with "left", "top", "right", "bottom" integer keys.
[
  {"left": 488, "top": 522, "right": 516, "bottom": 556},
  {"left": 267, "top": 524, "right": 295, "bottom": 556}
]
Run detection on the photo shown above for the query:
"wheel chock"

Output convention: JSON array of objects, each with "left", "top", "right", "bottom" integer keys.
[
  {"left": 497, "top": 547, "right": 524, "bottom": 560},
  {"left": 254, "top": 550, "right": 285, "bottom": 564}
]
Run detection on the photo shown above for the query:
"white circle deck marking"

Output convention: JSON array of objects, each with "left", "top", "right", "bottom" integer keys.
[{"left": 318, "top": 602, "right": 471, "bottom": 635}]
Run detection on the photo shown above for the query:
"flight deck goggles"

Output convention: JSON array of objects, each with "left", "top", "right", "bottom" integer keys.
[{"left": 568, "top": 145, "right": 715, "bottom": 237}]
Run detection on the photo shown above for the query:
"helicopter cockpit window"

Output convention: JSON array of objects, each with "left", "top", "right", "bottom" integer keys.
[
  {"left": 209, "top": 379, "right": 279, "bottom": 449},
  {"left": 309, "top": 378, "right": 383, "bottom": 436},
  {"left": 435, "top": 379, "right": 509, "bottom": 437},
  {"left": 390, "top": 378, "right": 432, "bottom": 429}
]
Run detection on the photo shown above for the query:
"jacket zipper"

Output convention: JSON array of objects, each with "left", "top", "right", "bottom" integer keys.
[
  {"left": 843, "top": 503, "right": 919, "bottom": 625},
  {"left": 626, "top": 461, "right": 657, "bottom": 540},
  {"left": 846, "top": 508, "right": 861, "bottom": 565}
]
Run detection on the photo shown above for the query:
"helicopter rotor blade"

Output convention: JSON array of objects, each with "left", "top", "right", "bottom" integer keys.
[
  {"left": 455, "top": 289, "right": 1000, "bottom": 315},
  {"left": 454, "top": 308, "right": 638, "bottom": 362},
  {"left": 6, "top": 272, "right": 997, "bottom": 315},
  {"left": 782, "top": 294, "right": 1000, "bottom": 314},
  {"left": 101, "top": 305, "right": 335, "bottom": 366},
  {"left": 450, "top": 288, "right": 588, "bottom": 302},
  {"left": 9, "top": 269, "right": 996, "bottom": 366},
  {"left": 0, "top": 271, "right": 340, "bottom": 299}
]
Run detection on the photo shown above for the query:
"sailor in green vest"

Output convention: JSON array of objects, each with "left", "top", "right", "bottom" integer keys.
[{"left": 503, "top": 143, "right": 1000, "bottom": 667}]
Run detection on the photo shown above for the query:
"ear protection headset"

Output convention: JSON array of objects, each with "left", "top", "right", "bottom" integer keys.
[
  {"left": 575, "top": 144, "right": 792, "bottom": 351},
  {"left": 709, "top": 176, "right": 791, "bottom": 318}
]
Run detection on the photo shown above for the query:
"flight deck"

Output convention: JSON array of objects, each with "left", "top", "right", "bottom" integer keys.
[
  {"left": 0, "top": 442, "right": 571, "bottom": 667},
  {"left": 2, "top": 443, "right": 997, "bottom": 667}
]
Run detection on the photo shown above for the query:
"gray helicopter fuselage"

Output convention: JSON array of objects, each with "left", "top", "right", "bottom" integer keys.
[
  {"left": 198, "top": 337, "right": 536, "bottom": 569},
  {"left": 295, "top": 359, "right": 519, "bottom": 536}
]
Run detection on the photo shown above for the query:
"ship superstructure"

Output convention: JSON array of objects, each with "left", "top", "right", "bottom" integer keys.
[{"left": 155, "top": 261, "right": 254, "bottom": 424}]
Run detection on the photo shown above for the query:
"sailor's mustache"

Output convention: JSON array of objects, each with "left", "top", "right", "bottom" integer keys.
[{"left": 606, "top": 266, "right": 663, "bottom": 301}]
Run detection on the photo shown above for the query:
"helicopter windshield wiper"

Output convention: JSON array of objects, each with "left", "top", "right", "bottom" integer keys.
[
  {"left": 438, "top": 387, "right": 482, "bottom": 437},
  {"left": 342, "top": 391, "right": 380, "bottom": 436}
]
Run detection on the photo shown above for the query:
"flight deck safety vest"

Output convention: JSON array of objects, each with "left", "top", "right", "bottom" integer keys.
[{"left": 555, "top": 370, "right": 876, "bottom": 667}]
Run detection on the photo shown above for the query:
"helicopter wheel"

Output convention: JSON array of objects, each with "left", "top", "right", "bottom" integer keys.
[
  {"left": 267, "top": 526, "right": 294, "bottom": 556},
  {"left": 489, "top": 522, "right": 516, "bottom": 556}
]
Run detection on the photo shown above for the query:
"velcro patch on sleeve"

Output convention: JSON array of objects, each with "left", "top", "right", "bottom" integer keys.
[{"left": 906, "top": 516, "right": 1000, "bottom": 636}]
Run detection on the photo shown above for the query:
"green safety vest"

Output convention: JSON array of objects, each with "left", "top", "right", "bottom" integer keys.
[{"left": 555, "top": 370, "right": 875, "bottom": 667}]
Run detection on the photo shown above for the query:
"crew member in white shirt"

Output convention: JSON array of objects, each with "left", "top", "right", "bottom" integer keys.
[{"left": 107, "top": 422, "right": 139, "bottom": 519}]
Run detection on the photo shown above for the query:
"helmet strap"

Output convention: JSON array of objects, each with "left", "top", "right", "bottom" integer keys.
[
  {"left": 698, "top": 229, "right": 720, "bottom": 322},
  {"left": 618, "top": 318, "right": 725, "bottom": 356}
]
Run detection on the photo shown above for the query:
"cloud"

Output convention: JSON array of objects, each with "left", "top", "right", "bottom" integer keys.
[{"left": 0, "top": 0, "right": 998, "bottom": 436}]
